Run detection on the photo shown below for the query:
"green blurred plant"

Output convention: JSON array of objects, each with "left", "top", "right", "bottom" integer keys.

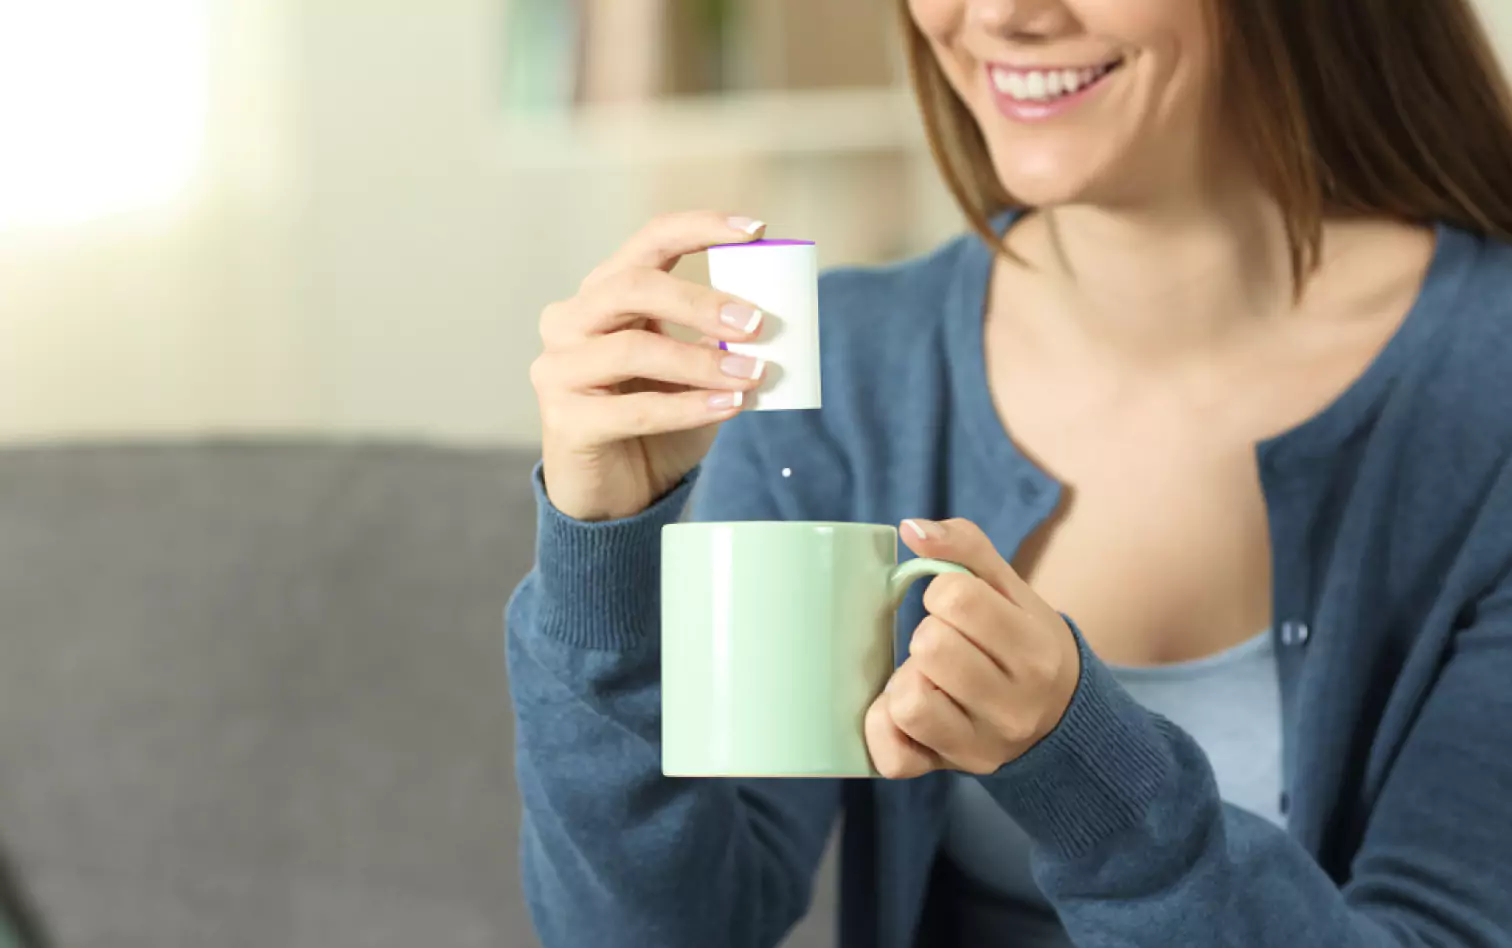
[{"left": 689, "top": 0, "right": 735, "bottom": 91}]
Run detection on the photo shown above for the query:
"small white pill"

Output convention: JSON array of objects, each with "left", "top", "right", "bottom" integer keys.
[{"left": 781, "top": 468, "right": 792, "bottom": 478}]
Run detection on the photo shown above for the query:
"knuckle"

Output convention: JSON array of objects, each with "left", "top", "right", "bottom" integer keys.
[
  {"left": 600, "top": 265, "right": 648, "bottom": 300},
  {"left": 997, "top": 713, "right": 1039, "bottom": 745},
  {"left": 606, "top": 328, "right": 643, "bottom": 364},
  {"left": 538, "top": 300, "right": 568, "bottom": 341},
  {"left": 889, "top": 686, "right": 933, "bottom": 730},
  {"left": 1021, "top": 646, "right": 1063, "bottom": 686},
  {"left": 536, "top": 392, "right": 572, "bottom": 437},
  {"left": 873, "top": 753, "right": 907, "bottom": 780},
  {"left": 908, "top": 619, "right": 947, "bottom": 660},
  {"left": 669, "top": 278, "right": 706, "bottom": 319},
  {"left": 925, "top": 573, "right": 976, "bottom": 621},
  {"left": 943, "top": 518, "right": 984, "bottom": 542},
  {"left": 528, "top": 354, "right": 553, "bottom": 393}
]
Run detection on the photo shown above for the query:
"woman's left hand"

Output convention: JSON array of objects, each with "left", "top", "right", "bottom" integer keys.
[{"left": 864, "top": 518, "right": 1082, "bottom": 779}]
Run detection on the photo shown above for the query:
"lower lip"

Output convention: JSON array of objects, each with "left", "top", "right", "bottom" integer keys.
[{"left": 988, "top": 64, "right": 1120, "bottom": 123}]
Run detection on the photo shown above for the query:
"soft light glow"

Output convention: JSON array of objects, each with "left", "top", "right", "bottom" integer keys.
[{"left": 0, "top": 0, "right": 207, "bottom": 228}]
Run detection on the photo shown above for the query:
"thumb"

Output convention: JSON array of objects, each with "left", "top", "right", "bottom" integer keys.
[{"left": 900, "top": 517, "right": 1028, "bottom": 605}]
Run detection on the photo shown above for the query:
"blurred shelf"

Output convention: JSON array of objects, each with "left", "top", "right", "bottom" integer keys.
[{"left": 496, "top": 86, "right": 927, "bottom": 170}]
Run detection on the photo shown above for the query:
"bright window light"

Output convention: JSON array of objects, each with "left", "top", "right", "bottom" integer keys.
[{"left": 0, "top": 0, "right": 207, "bottom": 229}]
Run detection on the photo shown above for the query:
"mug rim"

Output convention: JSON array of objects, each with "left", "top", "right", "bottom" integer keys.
[{"left": 663, "top": 520, "right": 896, "bottom": 533}]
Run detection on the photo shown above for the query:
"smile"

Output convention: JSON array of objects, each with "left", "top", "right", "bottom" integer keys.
[{"left": 986, "top": 58, "right": 1123, "bottom": 119}]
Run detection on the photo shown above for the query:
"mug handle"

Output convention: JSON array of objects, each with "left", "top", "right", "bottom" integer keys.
[{"left": 887, "top": 557, "right": 972, "bottom": 610}]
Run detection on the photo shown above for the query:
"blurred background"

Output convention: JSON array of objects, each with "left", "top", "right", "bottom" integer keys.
[
  {"left": 1, "top": 2, "right": 1509, "bottom": 947},
  {"left": 1, "top": 0, "right": 967, "bottom": 448}
]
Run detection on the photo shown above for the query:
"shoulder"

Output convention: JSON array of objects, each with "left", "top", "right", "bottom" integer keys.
[
  {"left": 812, "top": 230, "right": 985, "bottom": 409},
  {"left": 1441, "top": 229, "right": 1512, "bottom": 356},
  {"left": 817, "top": 229, "right": 982, "bottom": 355},
  {"left": 818, "top": 230, "right": 980, "bottom": 320},
  {"left": 1366, "top": 228, "right": 1512, "bottom": 535},
  {"left": 1412, "top": 228, "right": 1512, "bottom": 436}
]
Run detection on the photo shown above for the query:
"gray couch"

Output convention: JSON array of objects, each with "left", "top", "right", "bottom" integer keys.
[{"left": 0, "top": 442, "right": 833, "bottom": 948}]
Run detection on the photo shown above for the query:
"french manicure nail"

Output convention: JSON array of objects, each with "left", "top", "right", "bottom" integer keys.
[
  {"left": 727, "top": 216, "right": 766, "bottom": 235},
  {"left": 720, "top": 354, "right": 764, "bottom": 380},
  {"left": 903, "top": 519, "right": 940, "bottom": 540},
  {"left": 720, "top": 304, "right": 763, "bottom": 334},
  {"left": 708, "top": 390, "right": 743, "bottom": 411}
]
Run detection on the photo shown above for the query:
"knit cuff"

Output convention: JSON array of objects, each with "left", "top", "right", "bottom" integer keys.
[
  {"left": 528, "top": 462, "right": 699, "bottom": 650},
  {"left": 977, "top": 620, "right": 1176, "bottom": 859}
]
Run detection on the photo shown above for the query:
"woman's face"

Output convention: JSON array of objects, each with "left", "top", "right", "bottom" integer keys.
[{"left": 908, "top": 0, "right": 1221, "bottom": 209}]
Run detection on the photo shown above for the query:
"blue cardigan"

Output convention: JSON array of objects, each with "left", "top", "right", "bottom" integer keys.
[{"left": 506, "top": 221, "right": 1512, "bottom": 947}]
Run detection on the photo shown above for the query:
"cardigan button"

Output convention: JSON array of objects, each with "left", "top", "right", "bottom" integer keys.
[
  {"left": 1017, "top": 478, "right": 1041, "bottom": 503},
  {"left": 1280, "top": 621, "right": 1310, "bottom": 646},
  {"left": 1279, "top": 791, "right": 1291, "bottom": 816}
]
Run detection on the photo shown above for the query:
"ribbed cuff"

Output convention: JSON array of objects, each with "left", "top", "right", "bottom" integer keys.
[
  {"left": 977, "top": 620, "right": 1175, "bottom": 860},
  {"left": 529, "top": 462, "right": 699, "bottom": 650}
]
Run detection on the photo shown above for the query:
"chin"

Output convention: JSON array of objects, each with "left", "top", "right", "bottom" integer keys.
[{"left": 987, "top": 151, "right": 1104, "bottom": 209}]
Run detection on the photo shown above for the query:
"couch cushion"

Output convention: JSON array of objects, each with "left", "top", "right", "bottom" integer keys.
[{"left": 0, "top": 442, "right": 539, "bottom": 948}]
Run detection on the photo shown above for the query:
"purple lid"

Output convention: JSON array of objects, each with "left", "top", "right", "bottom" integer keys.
[{"left": 708, "top": 238, "right": 815, "bottom": 249}]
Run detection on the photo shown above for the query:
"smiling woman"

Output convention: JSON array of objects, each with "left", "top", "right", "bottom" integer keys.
[
  {"left": 506, "top": 1, "right": 1512, "bottom": 947},
  {"left": 901, "top": 0, "right": 1512, "bottom": 285}
]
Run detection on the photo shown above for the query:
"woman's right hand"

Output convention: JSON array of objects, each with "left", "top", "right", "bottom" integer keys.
[{"left": 532, "top": 211, "right": 771, "bottom": 522}]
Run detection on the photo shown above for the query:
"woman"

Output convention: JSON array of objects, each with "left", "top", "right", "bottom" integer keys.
[{"left": 507, "top": 0, "right": 1512, "bottom": 945}]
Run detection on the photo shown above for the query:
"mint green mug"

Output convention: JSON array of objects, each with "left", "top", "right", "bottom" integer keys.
[{"left": 660, "top": 521, "right": 970, "bottom": 778}]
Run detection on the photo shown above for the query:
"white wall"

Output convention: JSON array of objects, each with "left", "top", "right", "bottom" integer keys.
[{"left": 3, "top": 1, "right": 1510, "bottom": 448}]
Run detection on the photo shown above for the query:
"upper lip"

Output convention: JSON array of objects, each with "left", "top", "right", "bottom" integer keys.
[{"left": 987, "top": 58, "right": 1122, "bottom": 75}]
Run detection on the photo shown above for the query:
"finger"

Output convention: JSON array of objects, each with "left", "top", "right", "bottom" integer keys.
[
  {"left": 883, "top": 662, "right": 975, "bottom": 762},
  {"left": 919, "top": 573, "right": 1023, "bottom": 675},
  {"left": 534, "top": 330, "right": 766, "bottom": 394},
  {"left": 589, "top": 211, "right": 766, "bottom": 284},
  {"left": 901, "top": 517, "right": 1034, "bottom": 606},
  {"left": 547, "top": 268, "right": 764, "bottom": 348},
  {"left": 906, "top": 615, "right": 1012, "bottom": 716},
  {"left": 864, "top": 696, "right": 939, "bottom": 780},
  {"left": 557, "top": 388, "right": 745, "bottom": 444}
]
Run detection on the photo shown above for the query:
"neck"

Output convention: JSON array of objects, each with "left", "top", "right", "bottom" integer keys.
[{"left": 1019, "top": 179, "right": 1297, "bottom": 361}]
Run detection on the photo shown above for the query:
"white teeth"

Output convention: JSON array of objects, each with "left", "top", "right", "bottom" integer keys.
[{"left": 992, "top": 62, "right": 1115, "bottom": 103}]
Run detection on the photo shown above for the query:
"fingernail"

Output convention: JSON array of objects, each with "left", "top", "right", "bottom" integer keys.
[
  {"left": 903, "top": 519, "right": 941, "bottom": 540},
  {"left": 720, "top": 354, "right": 764, "bottom": 380},
  {"left": 727, "top": 216, "right": 766, "bottom": 235},
  {"left": 720, "top": 303, "right": 763, "bottom": 334},
  {"left": 708, "top": 390, "right": 743, "bottom": 411}
]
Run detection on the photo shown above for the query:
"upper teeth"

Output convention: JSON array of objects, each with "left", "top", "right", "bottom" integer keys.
[{"left": 992, "top": 64, "right": 1113, "bottom": 102}]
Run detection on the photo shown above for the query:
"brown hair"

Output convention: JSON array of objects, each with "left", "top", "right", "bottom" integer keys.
[{"left": 900, "top": 0, "right": 1512, "bottom": 288}]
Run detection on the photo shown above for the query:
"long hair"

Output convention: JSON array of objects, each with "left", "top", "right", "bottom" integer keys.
[{"left": 899, "top": 0, "right": 1512, "bottom": 289}]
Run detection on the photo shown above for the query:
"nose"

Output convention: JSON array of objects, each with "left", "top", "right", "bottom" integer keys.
[{"left": 968, "top": 0, "right": 1064, "bottom": 38}]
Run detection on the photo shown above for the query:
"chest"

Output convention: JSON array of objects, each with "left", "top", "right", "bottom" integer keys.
[{"left": 1005, "top": 414, "right": 1275, "bottom": 665}]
